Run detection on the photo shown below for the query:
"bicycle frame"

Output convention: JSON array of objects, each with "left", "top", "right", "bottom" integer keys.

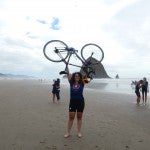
[
  {"left": 57, "top": 47, "right": 95, "bottom": 80},
  {"left": 55, "top": 47, "right": 83, "bottom": 68},
  {"left": 60, "top": 47, "right": 94, "bottom": 69}
]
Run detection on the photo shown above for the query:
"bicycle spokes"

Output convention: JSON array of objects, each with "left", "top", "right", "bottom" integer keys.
[
  {"left": 43, "top": 40, "right": 69, "bottom": 62},
  {"left": 81, "top": 43, "right": 104, "bottom": 64}
]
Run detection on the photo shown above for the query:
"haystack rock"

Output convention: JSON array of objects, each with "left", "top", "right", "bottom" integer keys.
[{"left": 80, "top": 57, "right": 110, "bottom": 78}]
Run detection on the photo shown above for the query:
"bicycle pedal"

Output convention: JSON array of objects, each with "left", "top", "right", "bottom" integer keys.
[{"left": 59, "top": 71, "right": 68, "bottom": 75}]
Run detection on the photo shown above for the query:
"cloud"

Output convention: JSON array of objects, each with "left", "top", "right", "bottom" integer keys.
[
  {"left": 104, "top": 0, "right": 150, "bottom": 51},
  {"left": 0, "top": 0, "right": 149, "bottom": 78},
  {"left": 50, "top": 17, "right": 61, "bottom": 30},
  {"left": 101, "top": 0, "right": 150, "bottom": 77},
  {"left": 36, "top": 19, "right": 47, "bottom": 25}
]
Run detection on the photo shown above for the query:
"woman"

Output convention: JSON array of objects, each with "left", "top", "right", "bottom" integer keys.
[
  {"left": 52, "top": 78, "right": 60, "bottom": 103},
  {"left": 135, "top": 80, "right": 143, "bottom": 105},
  {"left": 64, "top": 65, "right": 87, "bottom": 138},
  {"left": 142, "top": 77, "right": 149, "bottom": 104}
]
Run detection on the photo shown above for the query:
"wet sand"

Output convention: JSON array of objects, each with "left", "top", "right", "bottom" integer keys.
[{"left": 0, "top": 79, "right": 150, "bottom": 150}]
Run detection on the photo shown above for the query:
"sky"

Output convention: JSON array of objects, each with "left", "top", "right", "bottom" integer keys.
[{"left": 0, "top": 0, "right": 150, "bottom": 79}]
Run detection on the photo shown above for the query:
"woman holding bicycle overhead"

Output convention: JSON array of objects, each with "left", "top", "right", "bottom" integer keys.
[
  {"left": 43, "top": 40, "right": 104, "bottom": 137},
  {"left": 64, "top": 64, "right": 87, "bottom": 138}
]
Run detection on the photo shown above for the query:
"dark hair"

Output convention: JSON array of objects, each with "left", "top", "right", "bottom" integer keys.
[
  {"left": 70, "top": 72, "right": 83, "bottom": 84},
  {"left": 139, "top": 80, "right": 143, "bottom": 84}
]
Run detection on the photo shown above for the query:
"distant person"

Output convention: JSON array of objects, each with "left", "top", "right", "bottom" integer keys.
[
  {"left": 135, "top": 80, "right": 143, "bottom": 105},
  {"left": 131, "top": 81, "right": 135, "bottom": 89},
  {"left": 142, "top": 77, "right": 149, "bottom": 104},
  {"left": 52, "top": 78, "right": 60, "bottom": 103},
  {"left": 131, "top": 80, "right": 137, "bottom": 89}
]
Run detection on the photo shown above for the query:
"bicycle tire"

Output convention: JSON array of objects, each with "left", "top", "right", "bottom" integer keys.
[
  {"left": 43, "top": 40, "right": 69, "bottom": 62},
  {"left": 81, "top": 43, "right": 104, "bottom": 64}
]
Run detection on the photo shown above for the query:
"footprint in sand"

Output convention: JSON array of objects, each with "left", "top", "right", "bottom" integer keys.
[
  {"left": 95, "top": 145, "right": 99, "bottom": 148},
  {"left": 45, "top": 145, "right": 57, "bottom": 149},
  {"left": 125, "top": 145, "right": 129, "bottom": 149},
  {"left": 39, "top": 138, "right": 47, "bottom": 144},
  {"left": 138, "top": 140, "right": 143, "bottom": 142}
]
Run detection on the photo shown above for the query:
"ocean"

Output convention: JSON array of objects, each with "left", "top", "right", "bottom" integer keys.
[
  {"left": 60, "top": 78, "right": 149, "bottom": 95},
  {"left": 86, "top": 78, "right": 136, "bottom": 95}
]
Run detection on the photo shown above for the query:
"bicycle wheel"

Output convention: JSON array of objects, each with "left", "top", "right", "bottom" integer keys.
[
  {"left": 43, "top": 40, "right": 69, "bottom": 62},
  {"left": 81, "top": 43, "right": 104, "bottom": 64}
]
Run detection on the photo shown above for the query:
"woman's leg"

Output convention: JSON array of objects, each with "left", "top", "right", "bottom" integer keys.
[
  {"left": 138, "top": 96, "right": 141, "bottom": 104},
  {"left": 52, "top": 93, "right": 55, "bottom": 103},
  {"left": 145, "top": 91, "right": 147, "bottom": 103},
  {"left": 77, "top": 112, "right": 83, "bottom": 137},
  {"left": 142, "top": 91, "right": 144, "bottom": 103},
  {"left": 64, "top": 112, "right": 76, "bottom": 138},
  {"left": 56, "top": 91, "right": 60, "bottom": 101},
  {"left": 136, "top": 95, "right": 140, "bottom": 105}
]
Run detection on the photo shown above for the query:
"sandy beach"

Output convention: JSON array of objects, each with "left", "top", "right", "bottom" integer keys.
[{"left": 0, "top": 79, "right": 150, "bottom": 150}]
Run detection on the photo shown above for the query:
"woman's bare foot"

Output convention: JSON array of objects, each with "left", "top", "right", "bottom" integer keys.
[
  {"left": 77, "top": 133, "right": 82, "bottom": 138},
  {"left": 64, "top": 133, "right": 70, "bottom": 138}
]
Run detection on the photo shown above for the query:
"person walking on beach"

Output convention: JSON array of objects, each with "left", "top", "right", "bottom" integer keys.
[
  {"left": 142, "top": 77, "right": 149, "bottom": 104},
  {"left": 52, "top": 78, "right": 60, "bottom": 103},
  {"left": 135, "top": 80, "right": 143, "bottom": 105},
  {"left": 64, "top": 64, "right": 88, "bottom": 138}
]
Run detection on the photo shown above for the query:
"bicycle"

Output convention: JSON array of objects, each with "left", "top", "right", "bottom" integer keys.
[{"left": 43, "top": 40, "right": 104, "bottom": 82}]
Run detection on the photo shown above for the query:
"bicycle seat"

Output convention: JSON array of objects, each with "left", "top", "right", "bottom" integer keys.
[{"left": 59, "top": 71, "right": 68, "bottom": 75}]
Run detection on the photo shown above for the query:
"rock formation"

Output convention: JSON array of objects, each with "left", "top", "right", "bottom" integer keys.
[
  {"left": 80, "top": 57, "right": 110, "bottom": 78},
  {"left": 115, "top": 74, "right": 119, "bottom": 79}
]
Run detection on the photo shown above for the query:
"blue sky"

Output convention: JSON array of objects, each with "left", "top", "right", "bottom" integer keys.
[{"left": 0, "top": 0, "right": 150, "bottom": 79}]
